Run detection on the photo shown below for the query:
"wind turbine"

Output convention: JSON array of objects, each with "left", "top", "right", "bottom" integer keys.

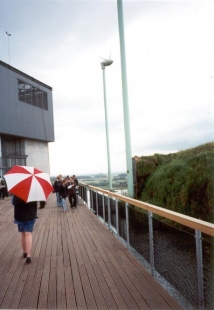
[
  {"left": 100, "top": 54, "right": 113, "bottom": 190},
  {"left": 100, "top": 56, "right": 113, "bottom": 69}
]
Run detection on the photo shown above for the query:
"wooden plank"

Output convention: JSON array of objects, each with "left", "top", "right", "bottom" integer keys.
[
  {"left": 0, "top": 262, "right": 26, "bottom": 309},
  {"left": 91, "top": 254, "right": 120, "bottom": 309},
  {"left": 66, "top": 211, "right": 87, "bottom": 309},
  {"left": 9, "top": 269, "right": 29, "bottom": 309},
  {"left": 56, "top": 213, "right": 67, "bottom": 309}
]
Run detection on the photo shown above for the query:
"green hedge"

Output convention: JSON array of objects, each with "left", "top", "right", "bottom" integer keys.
[{"left": 135, "top": 143, "right": 214, "bottom": 223}]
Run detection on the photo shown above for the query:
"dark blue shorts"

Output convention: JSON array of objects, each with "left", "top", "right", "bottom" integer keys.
[{"left": 14, "top": 219, "right": 36, "bottom": 232}]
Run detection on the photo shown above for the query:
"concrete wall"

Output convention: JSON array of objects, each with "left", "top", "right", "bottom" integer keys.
[{"left": 25, "top": 139, "right": 50, "bottom": 174}]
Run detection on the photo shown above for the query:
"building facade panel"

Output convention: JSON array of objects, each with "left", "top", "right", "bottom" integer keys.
[
  {"left": 0, "top": 61, "right": 54, "bottom": 142},
  {"left": 0, "top": 61, "right": 55, "bottom": 176}
]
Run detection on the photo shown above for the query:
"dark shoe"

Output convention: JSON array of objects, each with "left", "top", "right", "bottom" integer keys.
[
  {"left": 26, "top": 257, "right": 32, "bottom": 264},
  {"left": 23, "top": 252, "right": 27, "bottom": 258}
]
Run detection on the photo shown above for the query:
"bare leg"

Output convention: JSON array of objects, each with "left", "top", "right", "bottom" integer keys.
[
  {"left": 21, "top": 232, "right": 32, "bottom": 257},
  {"left": 21, "top": 232, "right": 27, "bottom": 253}
]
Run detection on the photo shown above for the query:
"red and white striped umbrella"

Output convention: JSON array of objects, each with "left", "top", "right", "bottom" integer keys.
[{"left": 4, "top": 165, "right": 53, "bottom": 203}]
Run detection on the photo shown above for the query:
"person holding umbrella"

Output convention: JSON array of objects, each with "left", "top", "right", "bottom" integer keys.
[
  {"left": 12, "top": 195, "right": 37, "bottom": 263},
  {"left": 4, "top": 165, "right": 53, "bottom": 264}
]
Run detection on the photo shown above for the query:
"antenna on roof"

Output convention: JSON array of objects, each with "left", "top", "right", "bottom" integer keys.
[{"left": 6, "top": 31, "right": 11, "bottom": 65}]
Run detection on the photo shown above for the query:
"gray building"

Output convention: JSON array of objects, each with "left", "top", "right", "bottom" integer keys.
[{"left": 0, "top": 60, "right": 55, "bottom": 176}]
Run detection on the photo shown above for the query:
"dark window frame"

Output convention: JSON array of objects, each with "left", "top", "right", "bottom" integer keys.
[{"left": 18, "top": 79, "right": 48, "bottom": 110}]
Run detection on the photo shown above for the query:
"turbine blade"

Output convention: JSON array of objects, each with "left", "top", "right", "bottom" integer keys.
[{"left": 98, "top": 56, "right": 108, "bottom": 61}]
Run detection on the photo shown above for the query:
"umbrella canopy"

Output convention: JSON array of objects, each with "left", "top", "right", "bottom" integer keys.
[{"left": 4, "top": 165, "right": 53, "bottom": 203}]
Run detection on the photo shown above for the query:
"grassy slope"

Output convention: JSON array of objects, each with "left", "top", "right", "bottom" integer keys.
[{"left": 135, "top": 142, "right": 214, "bottom": 222}]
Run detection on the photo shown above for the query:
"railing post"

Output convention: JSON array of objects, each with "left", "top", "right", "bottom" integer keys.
[
  {"left": 195, "top": 229, "right": 204, "bottom": 309},
  {"left": 86, "top": 187, "right": 90, "bottom": 209},
  {"left": 115, "top": 198, "right": 119, "bottom": 236},
  {"left": 125, "top": 202, "right": 130, "bottom": 251},
  {"left": 108, "top": 196, "right": 111, "bottom": 229},
  {"left": 90, "top": 190, "right": 93, "bottom": 211},
  {"left": 102, "top": 193, "right": 105, "bottom": 222},
  {"left": 148, "top": 211, "right": 155, "bottom": 277},
  {"left": 80, "top": 185, "right": 83, "bottom": 201},
  {"left": 96, "top": 191, "right": 98, "bottom": 216}
]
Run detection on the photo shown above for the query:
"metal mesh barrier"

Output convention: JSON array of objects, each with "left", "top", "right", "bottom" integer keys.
[
  {"left": 128, "top": 206, "right": 150, "bottom": 264},
  {"left": 104, "top": 195, "right": 109, "bottom": 223},
  {"left": 118, "top": 200, "right": 126, "bottom": 241},
  {"left": 97, "top": 192, "right": 103, "bottom": 218},
  {"left": 79, "top": 186, "right": 87, "bottom": 203},
  {"left": 110, "top": 198, "right": 116, "bottom": 229},
  {"left": 153, "top": 217, "right": 198, "bottom": 307},
  {"left": 91, "top": 190, "right": 96, "bottom": 213},
  {"left": 202, "top": 234, "right": 214, "bottom": 308}
]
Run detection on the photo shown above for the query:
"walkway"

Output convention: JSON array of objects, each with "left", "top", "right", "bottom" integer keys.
[{"left": 0, "top": 195, "right": 182, "bottom": 309}]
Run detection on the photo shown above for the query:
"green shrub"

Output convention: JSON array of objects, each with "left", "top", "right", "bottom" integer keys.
[{"left": 135, "top": 143, "right": 214, "bottom": 223}]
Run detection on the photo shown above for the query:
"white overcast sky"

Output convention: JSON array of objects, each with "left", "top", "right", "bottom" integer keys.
[{"left": 1, "top": 0, "right": 214, "bottom": 176}]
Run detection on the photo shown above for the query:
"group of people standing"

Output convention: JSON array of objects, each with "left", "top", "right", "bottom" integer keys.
[{"left": 53, "top": 174, "right": 79, "bottom": 213}]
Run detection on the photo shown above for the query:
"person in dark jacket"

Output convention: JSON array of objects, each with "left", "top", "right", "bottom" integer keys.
[
  {"left": 0, "top": 176, "right": 6, "bottom": 199},
  {"left": 67, "top": 178, "right": 77, "bottom": 208},
  {"left": 12, "top": 195, "right": 37, "bottom": 264},
  {"left": 72, "top": 175, "right": 79, "bottom": 186},
  {"left": 59, "top": 178, "right": 68, "bottom": 212},
  {"left": 53, "top": 174, "right": 62, "bottom": 207}
]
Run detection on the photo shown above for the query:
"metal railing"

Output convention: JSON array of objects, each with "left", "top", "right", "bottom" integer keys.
[{"left": 79, "top": 183, "right": 214, "bottom": 310}]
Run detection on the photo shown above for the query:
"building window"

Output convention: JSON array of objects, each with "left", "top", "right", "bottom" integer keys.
[{"left": 18, "top": 79, "right": 48, "bottom": 110}]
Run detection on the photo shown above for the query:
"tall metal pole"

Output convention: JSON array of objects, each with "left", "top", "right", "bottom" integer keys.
[
  {"left": 6, "top": 32, "right": 11, "bottom": 65},
  {"left": 117, "top": 0, "right": 134, "bottom": 197},
  {"left": 101, "top": 60, "right": 113, "bottom": 190}
]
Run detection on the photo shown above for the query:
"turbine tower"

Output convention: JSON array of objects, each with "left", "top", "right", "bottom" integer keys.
[{"left": 100, "top": 56, "right": 113, "bottom": 190}]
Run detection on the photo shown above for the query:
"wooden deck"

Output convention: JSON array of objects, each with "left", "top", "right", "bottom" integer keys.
[{"left": 0, "top": 195, "right": 183, "bottom": 309}]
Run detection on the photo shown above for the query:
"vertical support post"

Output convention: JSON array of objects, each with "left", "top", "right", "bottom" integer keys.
[
  {"left": 86, "top": 187, "right": 90, "bottom": 209},
  {"left": 115, "top": 198, "right": 119, "bottom": 236},
  {"left": 148, "top": 211, "right": 155, "bottom": 276},
  {"left": 96, "top": 192, "right": 98, "bottom": 217},
  {"left": 90, "top": 190, "right": 94, "bottom": 211},
  {"left": 125, "top": 202, "right": 130, "bottom": 251},
  {"left": 81, "top": 185, "right": 83, "bottom": 202},
  {"left": 85, "top": 186, "right": 87, "bottom": 204},
  {"left": 102, "top": 193, "right": 105, "bottom": 222},
  {"left": 108, "top": 196, "right": 111, "bottom": 229},
  {"left": 117, "top": 0, "right": 134, "bottom": 197},
  {"left": 195, "top": 230, "right": 204, "bottom": 309},
  {"left": 102, "top": 68, "right": 112, "bottom": 190}
]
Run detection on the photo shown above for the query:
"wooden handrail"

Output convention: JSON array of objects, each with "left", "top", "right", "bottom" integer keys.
[{"left": 80, "top": 182, "right": 214, "bottom": 237}]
